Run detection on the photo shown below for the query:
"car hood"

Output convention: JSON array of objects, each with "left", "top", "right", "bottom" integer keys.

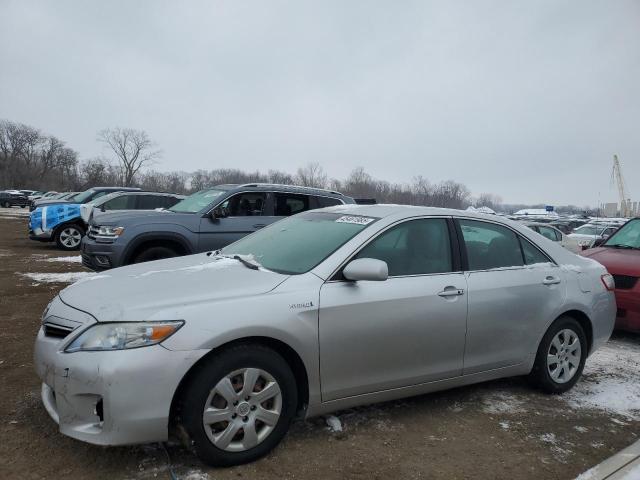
[
  {"left": 59, "top": 253, "right": 290, "bottom": 321},
  {"left": 581, "top": 247, "right": 640, "bottom": 276},
  {"left": 91, "top": 209, "right": 187, "bottom": 225}
]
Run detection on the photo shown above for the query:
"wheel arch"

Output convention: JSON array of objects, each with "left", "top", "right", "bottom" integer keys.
[
  {"left": 558, "top": 309, "right": 594, "bottom": 354},
  {"left": 169, "top": 336, "right": 310, "bottom": 433},
  {"left": 123, "top": 232, "right": 193, "bottom": 265}
]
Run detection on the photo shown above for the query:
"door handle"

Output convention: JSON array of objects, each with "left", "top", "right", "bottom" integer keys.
[
  {"left": 438, "top": 288, "right": 465, "bottom": 297},
  {"left": 542, "top": 276, "right": 561, "bottom": 285},
  {"left": 253, "top": 224, "right": 266, "bottom": 229}
]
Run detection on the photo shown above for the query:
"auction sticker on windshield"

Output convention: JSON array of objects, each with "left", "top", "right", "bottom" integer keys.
[{"left": 335, "top": 215, "right": 375, "bottom": 225}]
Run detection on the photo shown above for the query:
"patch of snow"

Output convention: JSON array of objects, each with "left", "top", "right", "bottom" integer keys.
[
  {"left": 499, "top": 421, "right": 510, "bottom": 430},
  {"left": 325, "top": 415, "right": 343, "bottom": 432},
  {"left": 40, "top": 255, "right": 82, "bottom": 263},
  {"left": 19, "top": 272, "right": 94, "bottom": 284},
  {"left": 565, "top": 339, "right": 640, "bottom": 420},
  {"left": 182, "top": 471, "right": 210, "bottom": 480},
  {"left": 482, "top": 391, "right": 527, "bottom": 415},
  {"left": 574, "top": 426, "right": 588, "bottom": 433},
  {"left": 575, "top": 466, "right": 597, "bottom": 480},
  {"left": 540, "top": 433, "right": 557, "bottom": 444}
]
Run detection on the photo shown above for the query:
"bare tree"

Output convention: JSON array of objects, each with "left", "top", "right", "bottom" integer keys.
[
  {"left": 98, "top": 127, "right": 161, "bottom": 186},
  {"left": 295, "top": 162, "right": 328, "bottom": 188}
]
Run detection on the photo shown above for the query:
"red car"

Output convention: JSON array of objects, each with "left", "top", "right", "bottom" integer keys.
[{"left": 581, "top": 218, "right": 640, "bottom": 333}]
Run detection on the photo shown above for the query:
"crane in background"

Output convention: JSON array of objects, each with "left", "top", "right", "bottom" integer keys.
[{"left": 611, "top": 154, "right": 631, "bottom": 217}]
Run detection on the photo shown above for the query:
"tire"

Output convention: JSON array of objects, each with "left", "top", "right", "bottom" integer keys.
[
  {"left": 54, "top": 224, "right": 85, "bottom": 250},
  {"left": 180, "top": 344, "right": 298, "bottom": 467},
  {"left": 133, "top": 245, "right": 178, "bottom": 264},
  {"left": 528, "top": 316, "right": 587, "bottom": 394},
  {"left": 20, "top": 205, "right": 26, "bottom": 208},
  {"left": 1, "top": 201, "right": 10, "bottom": 208}
]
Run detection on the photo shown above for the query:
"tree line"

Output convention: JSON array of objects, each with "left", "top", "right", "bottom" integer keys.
[{"left": 0, "top": 118, "right": 592, "bottom": 213}]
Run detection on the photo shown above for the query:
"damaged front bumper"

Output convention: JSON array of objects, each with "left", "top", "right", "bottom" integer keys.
[{"left": 34, "top": 304, "right": 207, "bottom": 446}]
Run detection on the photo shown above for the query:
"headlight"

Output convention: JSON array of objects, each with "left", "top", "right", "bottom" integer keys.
[
  {"left": 65, "top": 321, "right": 184, "bottom": 352},
  {"left": 96, "top": 226, "right": 125, "bottom": 237}
]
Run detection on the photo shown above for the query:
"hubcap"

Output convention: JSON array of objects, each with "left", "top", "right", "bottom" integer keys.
[
  {"left": 202, "top": 368, "right": 282, "bottom": 452},
  {"left": 547, "top": 328, "right": 581, "bottom": 384},
  {"left": 60, "top": 227, "right": 82, "bottom": 248}
]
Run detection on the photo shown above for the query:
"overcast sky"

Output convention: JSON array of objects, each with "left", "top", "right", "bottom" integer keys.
[{"left": 1, "top": 1, "right": 638, "bottom": 205}]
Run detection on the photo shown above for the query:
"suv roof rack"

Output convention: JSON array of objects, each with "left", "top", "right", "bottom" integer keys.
[{"left": 238, "top": 183, "right": 343, "bottom": 196}]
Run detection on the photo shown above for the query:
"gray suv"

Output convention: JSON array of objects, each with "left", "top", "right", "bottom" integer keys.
[{"left": 81, "top": 183, "right": 354, "bottom": 270}]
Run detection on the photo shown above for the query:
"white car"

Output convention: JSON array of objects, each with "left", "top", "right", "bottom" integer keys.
[
  {"left": 524, "top": 223, "right": 582, "bottom": 253},
  {"left": 568, "top": 224, "right": 618, "bottom": 249}
]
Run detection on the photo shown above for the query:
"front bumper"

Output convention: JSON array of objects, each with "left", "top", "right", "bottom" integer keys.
[
  {"left": 80, "top": 236, "right": 124, "bottom": 271},
  {"left": 614, "top": 289, "right": 640, "bottom": 333},
  {"left": 34, "top": 327, "right": 208, "bottom": 446},
  {"left": 29, "top": 230, "right": 53, "bottom": 242}
]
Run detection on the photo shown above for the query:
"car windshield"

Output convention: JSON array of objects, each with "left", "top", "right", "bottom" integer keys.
[
  {"left": 169, "top": 188, "right": 226, "bottom": 213},
  {"left": 72, "top": 189, "right": 97, "bottom": 203},
  {"left": 604, "top": 219, "right": 640, "bottom": 249},
  {"left": 221, "top": 211, "right": 378, "bottom": 274}
]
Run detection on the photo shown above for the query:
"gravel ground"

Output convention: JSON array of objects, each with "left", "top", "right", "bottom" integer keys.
[{"left": 0, "top": 208, "right": 639, "bottom": 480}]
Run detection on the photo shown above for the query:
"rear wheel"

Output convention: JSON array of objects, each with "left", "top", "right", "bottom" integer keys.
[
  {"left": 529, "top": 316, "right": 587, "bottom": 393},
  {"left": 180, "top": 345, "right": 298, "bottom": 466},
  {"left": 54, "top": 224, "right": 84, "bottom": 250},
  {"left": 133, "top": 245, "right": 178, "bottom": 264}
]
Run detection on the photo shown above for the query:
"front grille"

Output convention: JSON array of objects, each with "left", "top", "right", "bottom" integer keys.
[
  {"left": 43, "top": 322, "right": 75, "bottom": 339},
  {"left": 612, "top": 274, "right": 638, "bottom": 290}
]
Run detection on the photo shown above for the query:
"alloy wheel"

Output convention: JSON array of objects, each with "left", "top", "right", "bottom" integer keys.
[
  {"left": 546, "top": 328, "right": 581, "bottom": 384},
  {"left": 60, "top": 227, "right": 82, "bottom": 248},
  {"left": 202, "top": 368, "right": 282, "bottom": 452}
]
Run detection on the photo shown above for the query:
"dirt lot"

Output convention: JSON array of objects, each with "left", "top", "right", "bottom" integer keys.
[{"left": 1, "top": 208, "right": 639, "bottom": 480}]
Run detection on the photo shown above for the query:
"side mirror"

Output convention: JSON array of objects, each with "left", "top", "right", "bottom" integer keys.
[
  {"left": 593, "top": 238, "right": 605, "bottom": 247},
  {"left": 210, "top": 206, "right": 229, "bottom": 221},
  {"left": 343, "top": 258, "right": 388, "bottom": 282}
]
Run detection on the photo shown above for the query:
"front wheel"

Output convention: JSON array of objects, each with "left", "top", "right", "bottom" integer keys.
[
  {"left": 1, "top": 201, "right": 10, "bottom": 208},
  {"left": 528, "top": 316, "right": 587, "bottom": 393},
  {"left": 54, "top": 224, "right": 85, "bottom": 250},
  {"left": 133, "top": 246, "right": 178, "bottom": 264},
  {"left": 180, "top": 345, "right": 298, "bottom": 466}
]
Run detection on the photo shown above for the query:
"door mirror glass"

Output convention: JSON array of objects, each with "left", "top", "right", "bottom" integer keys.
[{"left": 343, "top": 258, "right": 388, "bottom": 282}]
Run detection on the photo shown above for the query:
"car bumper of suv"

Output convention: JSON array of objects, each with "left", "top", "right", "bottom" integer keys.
[
  {"left": 81, "top": 237, "right": 124, "bottom": 270},
  {"left": 34, "top": 327, "right": 208, "bottom": 446},
  {"left": 614, "top": 289, "right": 640, "bottom": 333},
  {"left": 29, "top": 230, "right": 53, "bottom": 242}
]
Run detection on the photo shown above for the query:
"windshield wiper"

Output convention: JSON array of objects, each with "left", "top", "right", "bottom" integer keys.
[{"left": 218, "top": 254, "right": 261, "bottom": 270}]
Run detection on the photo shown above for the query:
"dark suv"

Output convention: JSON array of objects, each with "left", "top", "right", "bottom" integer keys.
[
  {"left": 0, "top": 191, "right": 29, "bottom": 208},
  {"left": 81, "top": 183, "right": 355, "bottom": 270}
]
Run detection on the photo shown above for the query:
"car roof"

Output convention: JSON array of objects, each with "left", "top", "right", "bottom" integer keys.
[
  {"left": 218, "top": 183, "right": 347, "bottom": 197},
  {"left": 315, "top": 203, "right": 516, "bottom": 222},
  {"left": 91, "top": 186, "right": 141, "bottom": 191}
]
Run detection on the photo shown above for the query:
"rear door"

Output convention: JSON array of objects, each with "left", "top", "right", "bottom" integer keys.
[
  {"left": 319, "top": 217, "right": 468, "bottom": 401},
  {"left": 457, "top": 218, "right": 565, "bottom": 374}
]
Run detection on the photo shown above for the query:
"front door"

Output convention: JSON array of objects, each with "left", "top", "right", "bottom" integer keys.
[
  {"left": 198, "top": 191, "right": 271, "bottom": 252},
  {"left": 319, "top": 217, "right": 468, "bottom": 401}
]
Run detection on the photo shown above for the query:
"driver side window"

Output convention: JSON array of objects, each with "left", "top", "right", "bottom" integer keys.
[
  {"left": 355, "top": 218, "right": 453, "bottom": 276},
  {"left": 218, "top": 192, "right": 267, "bottom": 217}
]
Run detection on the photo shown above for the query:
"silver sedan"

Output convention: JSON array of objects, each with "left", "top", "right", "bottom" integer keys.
[{"left": 34, "top": 205, "right": 616, "bottom": 466}]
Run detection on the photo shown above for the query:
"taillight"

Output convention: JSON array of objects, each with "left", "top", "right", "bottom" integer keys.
[{"left": 601, "top": 273, "right": 615, "bottom": 291}]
